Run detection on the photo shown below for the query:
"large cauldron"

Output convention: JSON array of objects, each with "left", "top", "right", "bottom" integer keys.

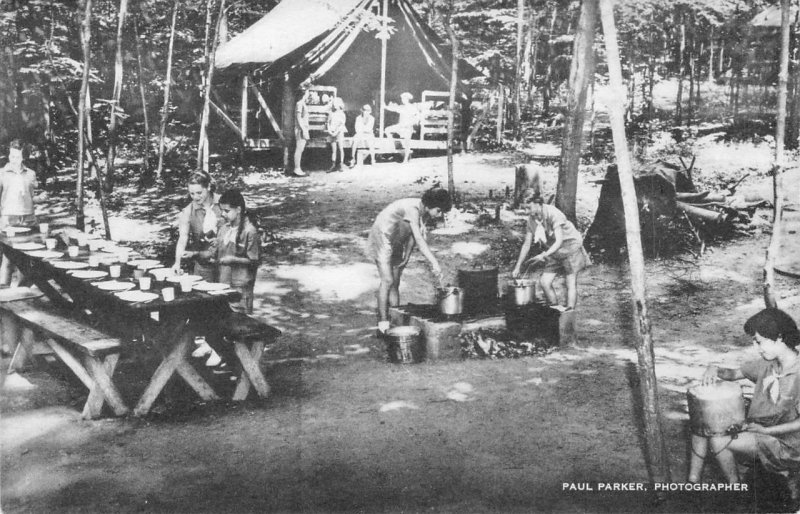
[{"left": 457, "top": 267, "right": 498, "bottom": 315}]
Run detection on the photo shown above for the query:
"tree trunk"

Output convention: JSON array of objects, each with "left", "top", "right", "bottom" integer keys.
[
  {"left": 156, "top": 0, "right": 179, "bottom": 179},
  {"left": 445, "top": 14, "right": 459, "bottom": 201},
  {"left": 556, "top": 0, "right": 596, "bottom": 224},
  {"left": 134, "top": 17, "right": 151, "bottom": 172},
  {"left": 541, "top": 5, "right": 558, "bottom": 114},
  {"left": 687, "top": 37, "right": 695, "bottom": 127},
  {"left": 496, "top": 85, "right": 504, "bottom": 143},
  {"left": 76, "top": 0, "right": 93, "bottom": 231},
  {"left": 105, "top": 0, "right": 129, "bottom": 193},
  {"left": 513, "top": 0, "right": 525, "bottom": 140},
  {"left": 197, "top": 0, "right": 226, "bottom": 172},
  {"left": 707, "top": 28, "right": 714, "bottom": 85},
  {"left": 764, "top": 0, "right": 792, "bottom": 309},
  {"left": 523, "top": 0, "right": 536, "bottom": 107},
  {"left": 599, "top": 0, "right": 672, "bottom": 489},
  {"left": 675, "top": 18, "right": 685, "bottom": 126},
  {"left": 513, "top": 164, "right": 537, "bottom": 208}
]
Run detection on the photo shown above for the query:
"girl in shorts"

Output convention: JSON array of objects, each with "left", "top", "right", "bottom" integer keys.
[
  {"left": 512, "top": 192, "right": 588, "bottom": 310},
  {"left": 689, "top": 309, "right": 800, "bottom": 499}
]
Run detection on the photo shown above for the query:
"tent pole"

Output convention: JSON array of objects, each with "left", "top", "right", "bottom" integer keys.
[
  {"left": 240, "top": 75, "right": 248, "bottom": 145},
  {"left": 379, "top": 0, "right": 388, "bottom": 137}
]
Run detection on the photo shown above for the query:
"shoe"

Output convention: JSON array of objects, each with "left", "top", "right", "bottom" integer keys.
[
  {"left": 205, "top": 351, "right": 222, "bottom": 367},
  {"left": 192, "top": 341, "right": 212, "bottom": 358},
  {"left": 293, "top": 169, "right": 307, "bottom": 177}
]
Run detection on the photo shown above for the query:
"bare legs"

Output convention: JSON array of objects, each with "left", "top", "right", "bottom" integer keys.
[
  {"left": 376, "top": 259, "right": 405, "bottom": 323},
  {"left": 293, "top": 138, "right": 307, "bottom": 176},
  {"left": 688, "top": 432, "right": 761, "bottom": 484},
  {"left": 539, "top": 271, "right": 579, "bottom": 309}
]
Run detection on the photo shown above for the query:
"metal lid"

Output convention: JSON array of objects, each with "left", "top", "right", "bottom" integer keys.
[{"left": 386, "top": 325, "right": 421, "bottom": 337}]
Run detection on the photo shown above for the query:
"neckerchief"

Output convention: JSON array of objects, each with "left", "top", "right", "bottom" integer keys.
[
  {"left": 532, "top": 204, "right": 547, "bottom": 245},
  {"left": 763, "top": 358, "right": 799, "bottom": 403}
]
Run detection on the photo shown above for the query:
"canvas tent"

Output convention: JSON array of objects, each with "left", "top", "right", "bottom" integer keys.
[{"left": 211, "top": 0, "right": 479, "bottom": 158}]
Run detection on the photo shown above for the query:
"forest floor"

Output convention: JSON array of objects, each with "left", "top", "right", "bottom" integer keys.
[{"left": 1, "top": 138, "right": 800, "bottom": 513}]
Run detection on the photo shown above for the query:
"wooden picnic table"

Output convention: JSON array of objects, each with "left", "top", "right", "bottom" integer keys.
[{"left": 0, "top": 226, "right": 241, "bottom": 416}]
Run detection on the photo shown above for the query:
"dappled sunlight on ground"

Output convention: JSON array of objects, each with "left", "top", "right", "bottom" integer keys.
[
  {"left": 0, "top": 407, "right": 79, "bottom": 452},
  {"left": 279, "top": 227, "right": 361, "bottom": 242},
  {"left": 272, "top": 263, "right": 376, "bottom": 302},
  {"left": 450, "top": 241, "right": 489, "bottom": 258}
]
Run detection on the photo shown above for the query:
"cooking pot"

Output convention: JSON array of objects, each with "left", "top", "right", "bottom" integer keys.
[
  {"left": 509, "top": 278, "right": 536, "bottom": 306},
  {"left": 437, "top": 286, "right": 464, "bottom": 316}
]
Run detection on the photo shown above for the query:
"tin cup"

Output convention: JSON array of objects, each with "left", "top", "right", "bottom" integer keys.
[
  {"left": 45, "top": 238, "right": 57, "bottom": 250},
  {"left": 38, "top": 223, "right": 49, "bottom": 237},
  {"left": 133, "top": 268, "right": 145, "bottom": 280},
  {"left": 68, "top": 245, "right": 80, "bottom": 258},
  {"left": 88, "top": 255, "right": 101, "bottom": 268},
  {"left": 117, "top": 251, "right": 129, "bottom": 263},
  {"left": 109, "top": 264, "right": 121, "bottom": 278},
  {"left": 180, "top": 277, "right": 193, "bottom": 293},
  {"left": 77, "top": 233, "right": 89, "bottom": 247},
  {"left": 138, "top": 277, "right": 152, "bottom": 291},
  {"left": 161, "top": 287, "right": 175, "bottom": 302}
]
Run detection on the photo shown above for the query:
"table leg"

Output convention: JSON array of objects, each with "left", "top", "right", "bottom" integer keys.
[
  {"left": 134, "top": 321, "right": 221, "bottom": 416},
  {"left": 232, "top": 340, "right": 270, "bottom": 400},
  {"left": 83, "top": 354, "right": 128, "bottom": 418}
]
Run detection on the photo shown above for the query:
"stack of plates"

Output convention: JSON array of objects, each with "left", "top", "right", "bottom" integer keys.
[
  {"left": 14, "top": 242, "right": 44, "bottom": 251},
  {"left": 68, "top": 269, "right": 108, "bottom": 280},
  {"left": 116, "top": 290, "right": 159, "bottom": 303},
  {"left": 51, "top": 261, "right": 90, "bottom": 270},
  {"left": 27, "top": 250, "right": 63, "bottom": 259},
  {"left": 93, "top": 280, "right": 135, "bottom": 292}
]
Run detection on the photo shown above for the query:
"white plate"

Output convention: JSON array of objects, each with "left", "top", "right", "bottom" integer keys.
[
  {"left": 50, "top": 260, "right": 90, "bottom": 270},
  {"left": 6, "top": 227, "right": 32, "bottom": 235},
  {"left": 26, "top": 250, "right": 64, "bottom": 259},
  {"left": 129, "top": 259, "right": 162, "bottom": 270},
  {"left": 193, "top": 282, "right": 230, "bottom": 292},
  {"left": 68, "top": 269, "right": 108, "bottom": 280},
  {"left": 13, "top": 242, "right": 45, "bottom": 251},
  {"left": 115, "top": 290, "right": 159, "bottom": 303},
  {"left": 166, "top": 274, "right": 202, "bottom": 283},
  {"left": 208, "top": 289, "right": 236, "bottom": 295},
  {"left": 93, "top": 280, "right": 135, "bottom": 291}
]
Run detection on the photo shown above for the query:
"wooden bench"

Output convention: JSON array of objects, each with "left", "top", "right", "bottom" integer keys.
[
  {"left": 223, "top": 312, "right": 281, "bottom": 401},
  {"left": 2, "top": 297, "right": 129, "bottom": 419}
]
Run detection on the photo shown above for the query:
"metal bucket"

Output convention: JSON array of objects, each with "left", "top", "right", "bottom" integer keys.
[
  {"left": 437, "top": 286, "right": 464, "bottom": 316},
  {"left": 509, "top": 278, "right": 536, "bottom": 306},
  {"left": 385, "top": 325, "right": 423, "bottom": 364},
  {"left": 457, "top": 267, "right": 498, "bottom": 314},
  {"left": 687, "top": 382, "right": 746, "bottom": 436}
]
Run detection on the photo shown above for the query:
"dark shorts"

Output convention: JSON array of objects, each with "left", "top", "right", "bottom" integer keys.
[{"left": 542, "top": 241, "right": 589, "bottom": 275}]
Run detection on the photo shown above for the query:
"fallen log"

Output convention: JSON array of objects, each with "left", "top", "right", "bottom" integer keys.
[{"left": 676, "top": 201, "right": 726, "bottom": 223}]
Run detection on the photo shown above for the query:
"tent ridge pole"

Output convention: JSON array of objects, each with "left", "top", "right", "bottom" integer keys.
[{"left": 379, "top": 0, "right": 388, "bottom": 137}]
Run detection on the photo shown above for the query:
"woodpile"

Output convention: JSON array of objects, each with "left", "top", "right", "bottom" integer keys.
[{"left": 586, "top": 159, "right": 768, "bottom": 257}]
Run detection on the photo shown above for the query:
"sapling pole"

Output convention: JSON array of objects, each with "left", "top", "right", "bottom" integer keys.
[
  {"left": 156, "top": 1, "right": 179, "bottom": 180},
  {"left": 197, "top": 0, "right": 227, "bottom": 172},
  {"left": 76, "top": 0, "right": 93, "bottom": 231},
  {"left": 445, "top": 12, "right": 459, "bottom": 202},
  {"left": 105, "top": 0, "right": 128, "bottom": 192},
  {"left": 763, "top": 0, "right": 791, "bottom": 309},
  {"left": 598, "top": 0, "right": 671, "bottom": 488}
]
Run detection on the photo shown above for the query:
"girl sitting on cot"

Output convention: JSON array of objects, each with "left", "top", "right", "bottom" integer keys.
[
  {"left": 205, "top": 189, "right": 260, "bottom": 314},
  {"left": 689, "top": 308, "right": 800, "bottom": 500}
]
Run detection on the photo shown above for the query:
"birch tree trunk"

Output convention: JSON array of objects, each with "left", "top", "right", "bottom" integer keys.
[
  {"left": 156, "top": 0, "right": 179, "bottom": 179},
  {"left": 76, "top": 0, "right": 93, "bottom": 231},
  {"left": 513, "top": 0, "right": 525, "bottom": 140},
  {"left": 599, "top": 0, "right": 671, "bottom": 488},
  {"left": 197, "top": 0, "right": 226, "bottom": 172},
  {"left": 763, "top": 0, "right": 791, "bottom": 309},
  {"left": 445, "top": 18, "right": 459, "bottom": 201},
  {"left": 105, "top": 0, "right": 128, "bottom": 192},
  {"left": 556, "top": 0, "right": 596, "bottom": 223},
  {"left": 134, "top": 17, "right": 151, "bottom": 172},
  {"left": 675, "top": 18, "right": 685, "bottom": 126}
]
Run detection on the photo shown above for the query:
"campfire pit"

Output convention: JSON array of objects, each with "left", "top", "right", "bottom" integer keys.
[{"left": 389, "top": 297, "right": 570, "bottom": 360}]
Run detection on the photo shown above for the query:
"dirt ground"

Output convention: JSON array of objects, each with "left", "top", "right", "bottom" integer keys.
[{"left": 2, "top": 148, "right": 800, "bottom": 513}]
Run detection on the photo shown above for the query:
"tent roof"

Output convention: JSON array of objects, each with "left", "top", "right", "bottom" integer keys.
[
  {"left": 750, "top": 4, "right": 799, "bottom": 27},
  {"left": 215, "top": 0, "right": 366, "bottom": 69}
]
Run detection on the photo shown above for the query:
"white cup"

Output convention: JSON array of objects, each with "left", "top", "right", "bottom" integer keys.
[
  {"left": 45, "top": 238, "right": 57, "bottom": 250},
  {"left": 88, "top": 239, "right": 103, "bottom": 252},
  {"left": 39, "top": 223, "right": 49, "bottom": 236},
  {"left": 88, "top": 255, "right": 101, "bottom": 267},
  {"left": 117, "top": 252, "right": 129, "bottom": 263},
  {"left": 5, "top": 228, "right": 15, "bottom": 237},
  {"left": 139, "top": 277, "right": 152, "bottom": 291},
  {"left": 133, "top": 268, "right": 145, "bottom": 280},
  {"left": 162, "top": 287, "right": 175, "bottom": 301},
  {"left": 109, "top": 264, "right": 121, "bottom": 278},
  {"left": 68, "top": 245, "right": 79, "bottom": 258},
  {"left": 77, "top": 233, "right": 89, "bottom": 247},
  {"left": 180, "top": 277, "right": 193, "bottom": 293}
]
